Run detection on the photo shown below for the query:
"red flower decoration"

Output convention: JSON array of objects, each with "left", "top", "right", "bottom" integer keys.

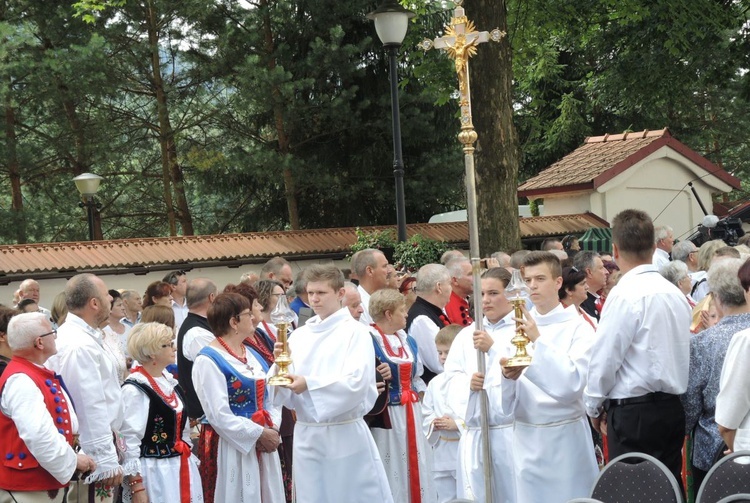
[
  {"left": 232, "top": 380, "right": 242, "bottom": 389},
  {"left": 236, "top": 395, "right": 246, "bottom": 402}
]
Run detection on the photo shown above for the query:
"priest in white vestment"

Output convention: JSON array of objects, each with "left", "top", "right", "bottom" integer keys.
[
  {"left": 500, "top": 253, "right": 597, "bottom": 503},
  {"left": 270, "top": 264, "right": 393, "bottom": 503}
]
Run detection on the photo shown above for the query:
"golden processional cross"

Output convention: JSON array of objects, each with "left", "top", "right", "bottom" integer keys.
[{"left": 422, "top": 3, "right": 505, "bottom": 503}]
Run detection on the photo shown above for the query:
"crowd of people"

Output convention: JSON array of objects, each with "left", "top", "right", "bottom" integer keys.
[{"left": 2, "top": 208, "right": 750, "bottom": 503}]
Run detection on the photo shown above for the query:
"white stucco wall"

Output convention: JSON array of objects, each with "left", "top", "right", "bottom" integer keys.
[{"left": 0, "top": 258, "right": 351, "bottom": 311}]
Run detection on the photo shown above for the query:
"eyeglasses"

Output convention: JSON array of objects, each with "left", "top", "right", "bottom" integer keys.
[
  {"left": 234, "top": 311, "right": 253, "bottom": 321},
  {"left": 38, "top": 329, "right": 57, "bottom": 338}
]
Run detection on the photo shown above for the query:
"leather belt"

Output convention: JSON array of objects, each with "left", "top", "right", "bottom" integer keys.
[{"left": 605, "top": 391, "right": 678, "bottom": 410}]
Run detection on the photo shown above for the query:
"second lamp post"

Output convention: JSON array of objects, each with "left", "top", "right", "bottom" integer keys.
[{"left": 368, "top": 0, "right": 415, "bottom": 243}]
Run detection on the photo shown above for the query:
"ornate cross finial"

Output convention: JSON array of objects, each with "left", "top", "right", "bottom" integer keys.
[{"left": 421, "top": 2, "right": 506, "bottom": 151}]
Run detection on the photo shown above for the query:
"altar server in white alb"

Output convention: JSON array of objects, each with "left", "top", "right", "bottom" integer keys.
[
  {"left": 271, "top": 264, "right": 393, "bottom": 503},
  {"left": 422, "top": 324, "right": 464, "bottom": 503},
  {"left": 443, "top": 267, "right": 516, "bottom": 503},
  {"left": 367, "top": 288, "right": 434, "bottom": 503},
  {"left": 500, "top": 252, "right": 598, "bottom": 503}
]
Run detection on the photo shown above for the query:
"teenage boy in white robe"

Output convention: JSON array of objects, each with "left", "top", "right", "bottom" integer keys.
[
  {"left": 442, "top": 267, "right": 517, "bottom": 503},
  {"left": 270, "top": 264, "right": 393, "bottom": 503},
  {"left": 500, "top": 252, "right": 597, "bottom": 503}
]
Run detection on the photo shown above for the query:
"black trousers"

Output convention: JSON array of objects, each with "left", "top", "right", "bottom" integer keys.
[{"left": 606, "top": 395, "right": 685, "bottom": 489}]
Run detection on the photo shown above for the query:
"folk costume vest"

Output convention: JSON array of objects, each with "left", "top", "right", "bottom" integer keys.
[
  {"left": 122, "top": 380, "right": 188, "bottom": 459},
  {"left": 0, "top": 357, "right": 75, "bottom": 491},
  {"left": 177, "top": 312, "right": 211, "bottom": 419},
  {"left": 406, "top": 296, "right": 450, "bottom": 384},
  {"left": 197, "top": 346, "right": 272, "bottom": 425},
  {"left": 370, "top": 328, "right": 424, "bottom": 503},
  {"left": 370, "top": 330, "right": 420, "bottom": 406}
]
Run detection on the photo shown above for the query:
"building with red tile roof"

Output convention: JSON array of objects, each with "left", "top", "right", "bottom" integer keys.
[{"left": 518, "top": 128, "right": 741, "bottom": 241}]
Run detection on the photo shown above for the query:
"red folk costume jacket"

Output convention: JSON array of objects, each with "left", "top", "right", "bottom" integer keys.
[
  {"left": 0, "top": 357, "right": 75, "bottom": 491},
  {"left": 444, "top": 291, "right": 473, "bottom": 327}
]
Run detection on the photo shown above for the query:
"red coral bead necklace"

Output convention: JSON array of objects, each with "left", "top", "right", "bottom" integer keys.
[{"left": 137, "top": 367, "right": 178, "bottom": 409}]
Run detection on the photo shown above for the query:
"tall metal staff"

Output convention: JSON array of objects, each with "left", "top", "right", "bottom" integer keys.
[{"left": 421, "top": 3, "right": 505, "bottom": 502}]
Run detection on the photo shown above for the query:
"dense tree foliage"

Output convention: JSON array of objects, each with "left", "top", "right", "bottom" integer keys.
[{"left": 0, "top": 0, "right": 747, "bottom": 246}]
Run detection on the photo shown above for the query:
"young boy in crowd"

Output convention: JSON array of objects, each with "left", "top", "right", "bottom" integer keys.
[{"left": 422, "top": 324, "right": 464, "bottom": 503}]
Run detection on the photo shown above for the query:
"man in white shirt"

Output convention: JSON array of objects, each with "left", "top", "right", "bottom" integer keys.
[
  {"left": 584, "top": 209, "right": 690, "bottom": 485},
  {"left": 271, "top": 264, "right": 393, "bottom": 503},
  {"left": 406, "top": 264, "right": 452, "bottom": 383},
  {"left": 500, "top": 252, "right": 598, "bottom": 503},
  {"left": 0, "top": 312, "right": 95, "bottom": 503},
  {"left": 164, "top": 270, "right": 189, "bottom": 332},
  {"left": 351, "top": 248, "right": 389, "bottom": 326},
  {"left": 46, "top": 274, "right": 123, "bottom": 502},
  {"left": 176, "top": 278, "right": 217, "bottom": 421},
  {"left": 652, "top": 225, "right": 674, "bottom": 269}
]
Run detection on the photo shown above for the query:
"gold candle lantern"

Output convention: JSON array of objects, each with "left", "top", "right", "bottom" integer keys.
[
  {"left": 268, "top": 293, "right": 295, "bottom": 386},
  {"left": 503, "top": 268, "right": 532, "bottom": 369}
]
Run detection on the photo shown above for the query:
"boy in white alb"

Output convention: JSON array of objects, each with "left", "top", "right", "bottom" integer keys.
[
  {"left": 443, "top": 267, "right": 517, "bottom": 503},
  {"left": 270, "top": 265, "right": 393, "bottom": 503},
  {"left": 500, "top": 252, "right": 597, "bottom": 503},
  {"left": 423, "top": 324, "right": 463, "bottom": 503}
]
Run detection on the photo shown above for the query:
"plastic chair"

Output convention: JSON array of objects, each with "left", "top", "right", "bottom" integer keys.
[
  {"left": 589, "top": 452, "right": 683, "bottom": 503},
  {"left": 717, "top": 495, "right": 750, "bottom": 503},
  {"left": 696, "top": 451, "right": 750, "bottom": 503}
]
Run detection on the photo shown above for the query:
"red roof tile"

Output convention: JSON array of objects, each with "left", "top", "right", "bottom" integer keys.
[
  {"left": 518, "top": 128, "right": 741, "bottom": 198},
  {"left": 0, "top": 214, "right": 607, "bottom": 280}
]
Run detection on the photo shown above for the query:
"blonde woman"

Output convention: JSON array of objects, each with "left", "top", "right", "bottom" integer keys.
[
  {"left": 120, "top": 322, "right": 203, "bottom": 503},
  {"left": 368, "top": 288, "right": 434, "bottom": 503}
]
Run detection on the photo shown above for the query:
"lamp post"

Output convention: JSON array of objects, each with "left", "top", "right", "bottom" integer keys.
[
  {"left": 73, "top": 173, "right": 103, "bottom": 241},
  {"left": 367, "top": 0, "right": 415, "bottom": 243}
]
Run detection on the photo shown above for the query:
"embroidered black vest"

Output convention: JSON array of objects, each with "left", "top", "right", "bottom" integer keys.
[{"left": 122, "top": 379, "right": 188, "bottom": 459}]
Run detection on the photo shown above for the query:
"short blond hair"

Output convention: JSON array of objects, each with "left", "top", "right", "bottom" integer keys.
[
  {"left": 435, "top": 324, "right": 462, "bottom": 347},
  {"left": 369, "top": 288, "right": 405, "bottom": 322},
  {"left": 127, "top": 322, "right": 174, "bottom": 364}
]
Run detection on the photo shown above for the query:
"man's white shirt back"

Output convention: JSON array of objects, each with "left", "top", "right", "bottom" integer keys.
[{"left": 584, "top": 264, "right": 691, "bottom": 417}]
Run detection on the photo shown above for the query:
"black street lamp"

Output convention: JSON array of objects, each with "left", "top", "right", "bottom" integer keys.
[
  {"left": 367, "top": 0, "right": 415, "bottom": 243},
  {"left": 73, "top": 173, "right": 103, "bottom": 241}
]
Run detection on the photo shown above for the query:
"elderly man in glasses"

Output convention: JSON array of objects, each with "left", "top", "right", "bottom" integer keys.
[{"left": 0, "top": 312, "right": 96, "bottom": 503}]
